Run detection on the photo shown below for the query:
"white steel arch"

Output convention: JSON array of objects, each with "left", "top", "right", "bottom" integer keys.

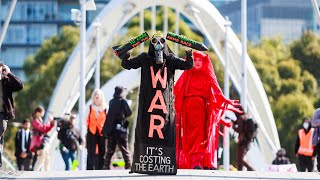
[{"left": 47, "top": 0, "right": 280, "bottom": 170}]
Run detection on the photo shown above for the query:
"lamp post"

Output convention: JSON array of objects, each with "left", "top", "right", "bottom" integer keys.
[
  {"left": 223, "top": 16, "right": 232, "bottom": 171},
  {"left": 93, "top": 19, "right": 101, "bottom": 89},
  {"left": 0, "top": 0, "right": 17, "bottom": 48},
  {"left": 152, "top": 5, "right": 156, "bottom": 34},
  {"left": 241, "top": 0, "right": 247, "bottom": 112},
  {"left": 72, "top": 0, "right": 96, "bottom": 170},
  {"left": 174, "top": 9, "right": 180, "bottom": 55}
]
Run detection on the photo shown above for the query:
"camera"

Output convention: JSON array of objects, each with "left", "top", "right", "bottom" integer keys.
[
  {"left": 54, "top": 117, "right": 64, "bottom": 121},
  {"left": 55, "top": 116, "right": 69, "bottom": 131}
]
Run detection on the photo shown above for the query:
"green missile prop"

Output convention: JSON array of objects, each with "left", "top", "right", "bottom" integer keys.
[
  {"left": 113, "top": 32, "right": 149, "bottom": 59},
  {"left": 166, "top": 32, "right": 208, "bottom": 51}
]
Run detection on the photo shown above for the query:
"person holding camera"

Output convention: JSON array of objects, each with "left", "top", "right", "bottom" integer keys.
[
  {"left": 103, "top": 86, "right": 132, "bottom": 170},
  {"left": 30, "top": 106, "right": 55, "bottom": 171},
  {"left": 57, "top": 113, "right": 83, "bottom": 171},
  {"left": 0, "top": 61, "right": 23, "bottom": 167}
]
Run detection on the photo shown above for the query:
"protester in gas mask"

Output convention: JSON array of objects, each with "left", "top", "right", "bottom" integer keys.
[
  {"left": 295, "top": 117, "right": 315, "bottom": 172},
  {"left": 120, "top": 32, "right": 193, "bottom": 175},
  {"left": 272, "top": 148, "right": 290, "bottom": 165}
]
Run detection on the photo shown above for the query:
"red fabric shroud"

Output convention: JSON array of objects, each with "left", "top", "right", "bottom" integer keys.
[{"left": 175, "top": 51, "right": 235, "bottom": 169}]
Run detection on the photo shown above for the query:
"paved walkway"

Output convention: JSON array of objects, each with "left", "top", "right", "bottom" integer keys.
[{"left": 1, "top": 170, "right": 320, "bottom": 180}]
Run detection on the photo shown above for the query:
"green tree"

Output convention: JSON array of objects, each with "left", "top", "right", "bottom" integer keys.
[
  {"left": 291, "top": 31, "right": 320, "bottom": 81},
  {"left": 248, "top": 36, "right": 318, "bottom": 160},
  {"left": 15, "top": 26, "right": 80, "bottom": 121},
  {"left": 273, "top": 93, "right": 314, "bottom": 161}
]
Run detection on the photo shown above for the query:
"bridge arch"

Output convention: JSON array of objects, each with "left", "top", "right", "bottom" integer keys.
[{"left": 48, "top": 0, "right": 280, "bottom": 170}]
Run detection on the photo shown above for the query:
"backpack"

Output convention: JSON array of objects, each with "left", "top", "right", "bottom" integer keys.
[
  {"left": 65, "top": 129, "right": 79, "bottom": 151},
  {"left": 58, "top": 126, "right": 79, "bottom": 151},
  {"left": 243, "top": 118, "right": 258, "bottom": 141}
]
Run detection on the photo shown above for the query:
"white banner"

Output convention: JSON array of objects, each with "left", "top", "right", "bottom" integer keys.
[{"left": 266, "top": 164, "right": 298, "bottom": 172}]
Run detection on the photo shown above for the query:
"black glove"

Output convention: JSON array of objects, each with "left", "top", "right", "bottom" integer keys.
[
  {"left": 123, "top": 120, "right": 129, "bottom": 129},
  {"left": 120, "top": 52, "right": 130, "bottom": 60},
  {"left": 186, "top": 49, "right": 193, "bottom": 58}
]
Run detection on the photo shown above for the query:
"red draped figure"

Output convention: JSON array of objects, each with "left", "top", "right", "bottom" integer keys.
[{"left": 175, "top": 51, "right": 239, "bottom": 169}]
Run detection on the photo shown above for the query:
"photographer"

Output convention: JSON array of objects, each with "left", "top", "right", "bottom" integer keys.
[
  {"left": 57, "top": 113, "right": 83, "bottom": 171},
  {"left": 30, "top": 106, "right": 54, "bottom": 171},
  {"left": 103, "top": 86, "right": 132, "bottom": 170},
  {"left": 0, "top": 61, "right": 23, "bottom": 167}
]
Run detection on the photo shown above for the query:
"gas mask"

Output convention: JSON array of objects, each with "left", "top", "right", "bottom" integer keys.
[
  {"left": 151, "top": 33, "right": 165, "bottom": 64},
  {"left": 303, "top": 122, "right": 310, "bottom": 130}
]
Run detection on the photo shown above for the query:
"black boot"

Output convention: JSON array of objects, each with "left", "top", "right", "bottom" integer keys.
[{"left": 194, "top": 166, "right": 202, "bottom": 169}]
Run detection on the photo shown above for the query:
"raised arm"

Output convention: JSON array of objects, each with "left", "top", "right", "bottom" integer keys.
[
  {"left": 6, "top": 72, "right": 23, "bottom": 92},
  {"left": 169, "top": 50, "right": 193, "bottom": 70},
  {"left": 121, "top": 52, "right": 147, "bottom": 70},
  {"left": 32, "top": 119, "right": 54, "bottom": 134}
]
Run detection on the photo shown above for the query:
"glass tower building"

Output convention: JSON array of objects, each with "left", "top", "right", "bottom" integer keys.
[
  {"left": 0, "top": 0, "right": 109, "bottom": 79},
  {"left": 213, "top": 0, "right": 314, "bottom": 43}
]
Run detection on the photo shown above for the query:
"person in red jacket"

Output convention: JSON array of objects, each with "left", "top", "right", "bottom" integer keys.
[
  {"left": 30, "top": 106, "right": 54, "bottom": 171},
  {"left": 174, "top": 51, "right": 240, "bottom": 169},
  {"left": 85, "top": 89, "right": 107, "bottom": 170}
]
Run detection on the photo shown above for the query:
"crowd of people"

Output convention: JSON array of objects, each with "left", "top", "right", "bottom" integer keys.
[
  {"left": 1, "top": 30, "right": 320, "bottom": 173},
  {"left": 11, "top": 86, "right": 132, "bottom": 171}
]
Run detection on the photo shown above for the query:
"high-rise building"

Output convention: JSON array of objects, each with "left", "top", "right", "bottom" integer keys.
[
  {"left": 213, "top": 0, "right": 314, "bottom": 43},
  {"left": 1, "top": 0, "right": 316, "bottom": 79},
  {"left": 0, "top": 0, "right": 110, "bottom": 79}
]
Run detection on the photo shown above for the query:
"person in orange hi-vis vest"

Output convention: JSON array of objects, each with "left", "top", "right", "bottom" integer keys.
[
  {"left": 295, "top": 117, "right": 315, "bottom": 172},
  {"left": 85, "top": 89, "right": 107, "bottom": 170}
]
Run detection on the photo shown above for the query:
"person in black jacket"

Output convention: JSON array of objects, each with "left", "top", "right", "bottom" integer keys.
[
  {"left": 0, "top": 61, "right": 23, "bottom": 167},
  {"left": 233, "top": 108, "right": 254, "bottom": 171},
  {"left": 15, "top": 119, "right": 32, "bottom": 170},
  {"left": 57, "top": 113, "right": 83, "bottom": 171},
  {"left": 103, "top": 86, "right": 132, "bottom": 170}
]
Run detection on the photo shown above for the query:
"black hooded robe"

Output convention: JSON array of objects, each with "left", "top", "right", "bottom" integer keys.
[{"left": 121, "top": 44, "right": 193, "bottom": 175}]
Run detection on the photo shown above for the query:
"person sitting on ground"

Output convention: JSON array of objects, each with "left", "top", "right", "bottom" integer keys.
[{"left": 272, "top": 148, "right": 290, "bottom": 165}]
